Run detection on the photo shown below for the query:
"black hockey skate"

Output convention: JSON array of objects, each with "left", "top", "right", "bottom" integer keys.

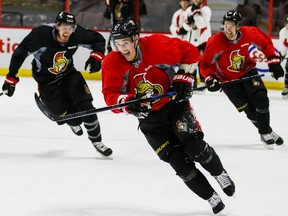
[
  {"left": 281, "top": 88, "right": 288, "bottom": 97},
  {"left": 208, "top": 191, "right": 226, "bottom": 215},
  {"left": 93, "top": 142, "right": 113, "bottom": 157},
  {"left": 260, "top": 133, "right": 275, "bottom": 149},
  {"left": 214, "top": 170, "right": 235, "bottom": 197},
  {"left": 271, "top": 131, "right": 284, "bottom": 145},
  {"left": 69, "top": 125, "right": 83, "bottom": 136}
]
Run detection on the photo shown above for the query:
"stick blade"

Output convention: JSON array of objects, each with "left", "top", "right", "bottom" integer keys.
[{"left": 34, "top": 93, "right": 58, "bottom": 121}]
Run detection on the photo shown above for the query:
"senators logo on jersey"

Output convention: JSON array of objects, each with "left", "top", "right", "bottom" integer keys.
[
  {"left": 134, "top": 73, "right": 164, "bottom": 97},
  {"left": 228, "top": 50, "right": 245, "bottom": 72},
  {"left": 48, "top": 51, "right": 68, "bottom": 74},
  {"left": 131, "top": 65, "right": 172, "bottom": 111}
]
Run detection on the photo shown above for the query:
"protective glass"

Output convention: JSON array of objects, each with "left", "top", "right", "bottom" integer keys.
[
  {"left": 223, "top": 23, "right": 237, "bottom": 30},
  {"left": 110, "top": 37, "right": 135, "bottom": 52}
]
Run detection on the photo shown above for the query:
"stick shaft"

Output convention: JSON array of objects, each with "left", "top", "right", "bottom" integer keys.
[
  {"left": 193, "top": 74, "right": 264, "bottom": 91},
  {"left": 35, "top": 91, "right": 176, "bottom": 122}
]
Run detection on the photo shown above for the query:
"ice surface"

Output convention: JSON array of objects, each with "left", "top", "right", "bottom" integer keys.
[{"left": 1, "top": 78, "right": 287, "bottom": 216}]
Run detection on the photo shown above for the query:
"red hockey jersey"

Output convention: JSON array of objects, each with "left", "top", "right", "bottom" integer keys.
[
  {"left": 102, "top": 34, "right": 201, "bottom": 113},
  {"left": 200, "top": 26, "right": 277, "bottom": 81}
]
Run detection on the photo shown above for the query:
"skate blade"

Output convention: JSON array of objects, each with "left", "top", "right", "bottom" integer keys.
[
  {"left": 194, "top": 90, "right": 206, "bottom": 95},
  {"left": 216, "top": 208, "right": 228, "bottom": 216},
  {"left": 263, "top": 143, "right": 275, "bottom": 150},
  {"left": 94, "top": 150, "right": 113, "bottom": 160}
]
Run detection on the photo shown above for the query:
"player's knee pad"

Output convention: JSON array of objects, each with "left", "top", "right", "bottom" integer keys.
[
  {"left": 192, "top": 144, "right": 215, "bottom": 164},
  {"left": 252, "top": 90, "right": 269, "bottom": 111},
  {"left": 162, "top": 146, "right": 197, "bottom": 182},
  {"left": 183, "top": 135, "right": 214, "bottom": 164}
]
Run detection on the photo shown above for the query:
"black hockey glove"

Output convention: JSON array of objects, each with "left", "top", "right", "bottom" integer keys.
[
  {"left": 172, "top": 69, "right": 194, "bottom": 102},
  {"left": 268, "top": 56, "right": 284, "bottom": 80},
  {"left": 205, "top": 75, "right": 221, "bottom": 92},
  {"left": 176, "top": 27, "right": 188, "bottom": 35},
  {"left": 191, "top": 3, "right": 201, "bottom": 13},
  {"left": 186, "top": 15, "right": 195, "bottom": 25},
  {"left": 2, "top": 74, "right": 19, "bottom": 97},
  {"left": 187, "top": 3, "right": 201, "bottom": 25},
  {"left": 85, "top": 51, "right": 105, "bottom": 73},
  {"left": 120, "top": 94, "right": 152, "bottom": 119}
]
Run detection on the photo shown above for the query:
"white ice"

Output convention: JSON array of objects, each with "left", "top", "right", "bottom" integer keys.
[{"left": 1, "top": 77, "right": 288, "bottom": 216}]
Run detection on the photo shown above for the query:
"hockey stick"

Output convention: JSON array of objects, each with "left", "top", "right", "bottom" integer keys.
[
  {"left": 192, "top": 74, "right": 265, "bottom": 91},
  {"left": 34, "top": 91, "right": 176, "bottom": 122},
  {"left": 252, "top": 57, "right": 288, "bottom": 60}
]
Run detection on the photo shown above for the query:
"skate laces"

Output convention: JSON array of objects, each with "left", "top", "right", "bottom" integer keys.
[
  {"left": 69, "top": 125, "right": 83, "bottom": 136},
  {"left": 261, "top": 133, "right": 273, "bottom": 140},
  {"left": 260, "top": 133, "right": 275, "bottom": 145},
  {"left": 208, "top": 192, "right": 222, "bottom": 208},
  {"left": 70, "top": 125, "right": 82, "bottom": 133},
  {"left": 94, "top": 142, "right": 108, "bottom": 151},
  {"left": 214, "top": 170, "right": 232, "bottom": 190},
  {"left": 93, "top": 142, "right": 113, "bottom": 157},
  {"left": 270, "top": 131, "right": 280, "bottom": 140}
]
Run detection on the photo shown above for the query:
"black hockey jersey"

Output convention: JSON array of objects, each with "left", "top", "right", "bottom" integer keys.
[{"left": 8, "top": 24, "right": 105, "bottom": 84}]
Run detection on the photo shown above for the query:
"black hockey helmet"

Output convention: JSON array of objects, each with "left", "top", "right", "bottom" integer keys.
[
  {"left": 285, "top": 15, "right": 288, "bottom": 24},
  {"left": 55, "top": 11, "right": 76, "bottom": 25},
  {"left": 111, "top": 17, "right": 139, "bottom": 40},
  {"left": 223, "top": 10, "right": 242, "bottom": 25}
]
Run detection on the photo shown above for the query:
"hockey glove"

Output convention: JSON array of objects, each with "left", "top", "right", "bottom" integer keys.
[
  {"left": 85, "top": 51, "right": 105, "bottom": 73},
  {"left": 268, "top": 56, "right": 284, "bottom": 80},
  {"left": 186, "top": 15, "right": 195, "bottom": 25},
  {"left": 187, "top": 3, "right": 201, "bottom": 25},
  {"left": 2, "top": 74, "right": 19, "bottom": 97},
  {"left": 176, "top": 27, "right": 188, "bottom": 35},
  {"left": 205, "top": 75, "right": 221, "bottom": 92},
  {"left": 191, "top": 3, "right": 201, "bottom": 13},
  {"left": 120, "top": 94, "right": 152, "bottom": 119},
  {"left": 172, "top": 69, "right": 194, "bottom": 102}
]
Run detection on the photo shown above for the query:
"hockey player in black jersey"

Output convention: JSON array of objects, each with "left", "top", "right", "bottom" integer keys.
[{"left": 2, "top": 11, "right": 112, "bottom": 158}]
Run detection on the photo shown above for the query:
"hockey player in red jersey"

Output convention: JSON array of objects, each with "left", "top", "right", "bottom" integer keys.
[
  {"left": 200, "top": 10, "right": 284, "bottom": 149},
  {"left": 102, "top": 17, "right": 235, "bottom": 215},
  {"left": 1, "top": 11, "right": 112, "bottom": 157}
]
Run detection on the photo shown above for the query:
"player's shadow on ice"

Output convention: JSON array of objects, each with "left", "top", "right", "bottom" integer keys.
[{"left": 29, "top": 204, "right": 213, "bottom": 216}]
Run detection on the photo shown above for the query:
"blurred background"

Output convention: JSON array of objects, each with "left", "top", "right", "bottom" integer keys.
[{"left": 0, "top": 0, "right": 287, "bottom": 36}]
